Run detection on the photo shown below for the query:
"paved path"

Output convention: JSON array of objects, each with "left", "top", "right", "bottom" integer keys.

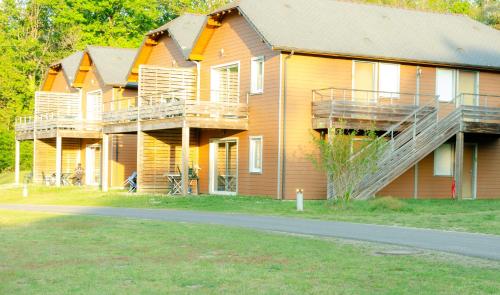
[{"left": 1, "top": 204, "right": 500, "bottom": 260}]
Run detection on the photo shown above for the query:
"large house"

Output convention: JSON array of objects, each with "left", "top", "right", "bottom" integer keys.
[{"left": 15, "top": 0, "right": 500, "bottom": 200}]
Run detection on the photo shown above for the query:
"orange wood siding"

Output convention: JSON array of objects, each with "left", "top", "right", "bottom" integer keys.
[
  {"left": 110, "top": 134, "right": 137, "bottom": 188},
  {"left": 475, "top": 135, "right": 500, "bottom": 199},
  {"left": 146, "top": 36, "right": 195, "bottom": 68},
  {"left": 196, "top": 12, "right": 280, "bottom": 197},
  {"left": 479, "top": 71, "right": 500, "bottom": 107},
  {"left": 62, "top": 138, "right": 81, "bottom": 174},
  {"left": 138, "top": 129, "right": 199, "bottom": 192},
  {"left": 50, "top": 71, "right": 72, "bottom": 92},
  {"left": 33, "top": 138, "right": 56, "bottom": 182},
  {"left": 283, "top": 54, "right": 352, "bottom": 199}
]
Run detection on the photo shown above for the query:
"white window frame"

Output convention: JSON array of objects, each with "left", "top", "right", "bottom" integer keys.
[
  {"left": 436, "top": 68, "right": 456, "bottom": 102},
  {"left": 378, "top": 63, "right": 400, "bottom": 98},
  {"left": 210, "top": 61, "right": 241, "bottom": 102},
  {"left": 249, "top": 136, "right": 263, "bottom": 173},
  {"left": 86, "top": 89, "right": 103, "bottom": 121},
  {"left": 250, "top": 56, "right": 264, "bottom": 94},
  {"left": 434, "top": 143, "right": 454, "bottom": 176}
]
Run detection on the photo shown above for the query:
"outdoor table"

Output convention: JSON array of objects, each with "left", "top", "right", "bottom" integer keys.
[{"left": 163, "top": 173, "right": 182, "bottom": 195}]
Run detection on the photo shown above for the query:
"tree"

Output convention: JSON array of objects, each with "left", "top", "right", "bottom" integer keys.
[{"left": 309, "top": 128, "right": 386, "bottom": 203}]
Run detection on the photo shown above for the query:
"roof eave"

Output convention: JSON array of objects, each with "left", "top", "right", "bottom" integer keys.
[{"left": 272, "top": 46, "right": 500, "bottom": 72}]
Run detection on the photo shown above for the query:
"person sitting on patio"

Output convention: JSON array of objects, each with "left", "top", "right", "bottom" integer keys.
[{"left": 71, "top": 163, "right": 84, "bottom": 186}]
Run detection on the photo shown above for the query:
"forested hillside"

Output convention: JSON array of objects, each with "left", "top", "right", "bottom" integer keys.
[{"left": 0, "top": 0, "right": 498, "bottom": 172}]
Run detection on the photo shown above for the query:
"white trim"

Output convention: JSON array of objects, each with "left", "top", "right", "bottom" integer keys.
[
  {"left": 435, "top": 68, "right": 455, "bottom": 102},
  {"left": 249, "top": 136, "right": 263, "bottom": 173},
  {"left": 352, "top": 60, "right": 378, "bottom": 102},
  {"left": 378, "top": 62, "right": 400, "bottom": 98},
  {"left": 210, "top": 60, "right": 241, "bottom": 102},
  {"left": 433, "top": 143, "right": 454, "bottom": 176},
  {"left": 250, "top": 56, "right": 265, "bottom": 94},
  {"left": 209, "top": 138, "right": 239, "bottom": 195}
]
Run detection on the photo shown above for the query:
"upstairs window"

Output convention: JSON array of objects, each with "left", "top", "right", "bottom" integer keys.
[
  {"left": 249, "top": 136, "right": 263, "bottom": 173},
  {"left": 378, "top": 63, "right": 400, "bottom": 98},
  {"left": 434, "top": 143, "right": 453, "bottom": 176},
  {"left": 436, "top": 69, "right": 455, "bottom": 102},
  {"left": 250, "top": 56, "right": 264, "bottom": 94}
]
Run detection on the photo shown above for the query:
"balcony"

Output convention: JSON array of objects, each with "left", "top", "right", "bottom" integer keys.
[
  {"left": 311, "top": 87, "right": 500, "bottom": 134},
  {"left": 15, "top": 112, "right": 102, "bottom": 140},
  {"left": 102, "top": 89, "right": 249, "bottom": 133}
]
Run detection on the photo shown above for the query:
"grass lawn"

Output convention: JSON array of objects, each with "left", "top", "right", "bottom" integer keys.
[
  {"left": 1, "top": 184, "right": 500, "bottom": 236},
  {"left": 1, "top": 210, "right": 499, "bottom": 294}
]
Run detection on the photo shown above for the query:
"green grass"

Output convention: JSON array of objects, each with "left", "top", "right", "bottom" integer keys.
[
  {"left": 0, "top": 170, "right": 30, "bottom": 185},
  {"left": 0, "top": 210, "right": 499, "bottom": 294},
  {"left": 1, "top": 184, "right": 500, "bottom": 235}
]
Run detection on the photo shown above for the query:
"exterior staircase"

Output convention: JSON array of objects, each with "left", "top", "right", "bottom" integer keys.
[{"left": 351, "top": 103, "right": 462, "bottom": 200}]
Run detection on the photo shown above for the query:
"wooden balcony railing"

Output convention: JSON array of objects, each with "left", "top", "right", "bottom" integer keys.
[
  {"left": 15, "top": 112, "right": 102, "bottom": 135},
  {"left": 102, "top": 89, "right": 249, "bottom": 130}
]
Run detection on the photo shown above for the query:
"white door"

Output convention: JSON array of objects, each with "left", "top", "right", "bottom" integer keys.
[
  {"left": 85, "top": 144, "right": 101, "bottom": 185},
  {"left": 209, "top": 139, "right": 238, "bottom": 195},
  {"left": 86, "top": 90, "right": 102, "bottom": 121}
]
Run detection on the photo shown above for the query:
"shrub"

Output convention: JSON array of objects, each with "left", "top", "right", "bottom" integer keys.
[{"left": 369, "top": 197, "right": 410, "bottom": 212}]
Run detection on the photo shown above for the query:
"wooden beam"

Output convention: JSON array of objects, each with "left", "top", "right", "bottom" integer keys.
[
  {"left": 101, "top": 134, "right": 109, "bottom": 192},
  {"left": 15, "top": 140, "right": 20, "bottom": 185},
  {"left": 136, "top": 130, "right": 144, "bottom": 192},
  {"left": 181, "top": 125, "right": 190, "bottom": 195},
  {"left": 55, "top": 136, "right": 62, "bottom": 187},
  {"left": 454, "top": 132, "right": 464, "bottom": 200}
]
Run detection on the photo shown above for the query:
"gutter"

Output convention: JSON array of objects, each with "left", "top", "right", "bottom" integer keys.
[{"left": 280, "top": 50, "right": 294, "bottom": 200}]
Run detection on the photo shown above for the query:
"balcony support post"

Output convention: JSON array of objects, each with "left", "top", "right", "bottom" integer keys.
[
  {"left": 181, "top": 124, "right": 190, "bottom": 196},
  {"left": 55, "top": 135, "right": 62, "bottom": 187},
  {"left": 101, "top": 134, "right": 109, "bottom": 192},
  {"left": 454, "top": 132, "right": 464, "bottom": 200},
  {"left": 15, "top": 139, "right": 20, "bottom": 185}
]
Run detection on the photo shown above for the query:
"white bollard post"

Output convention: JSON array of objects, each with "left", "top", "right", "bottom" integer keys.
[
  {"left": 23, "top": 183, "right": 28, "bottom": 198},
  {"left": 296, "top": 189, "right": 304, "bottom": 211}
]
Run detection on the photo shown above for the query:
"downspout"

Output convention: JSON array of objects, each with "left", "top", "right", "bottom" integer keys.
[{"left": 280, "top": 50, "right": 294, "bottom": 200}]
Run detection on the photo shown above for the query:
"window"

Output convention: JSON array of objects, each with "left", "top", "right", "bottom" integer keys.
[
  {"left": 211, "top": 62, "right": 240, "bottom": 103},
  {"left": 250, "top": 56, "right": 264, "bottom": 94},
  {"left": 434, "top": 143, "right": 453, "bottom": 176},
  {"left": 436, "top": 69, "right": 455, "bottom": 102},
  {"left": 378, "top": 63, "right": 400, "bottom": 98},
  {"left": 249, "top": 136, "right": 263, "bottom": 173}
]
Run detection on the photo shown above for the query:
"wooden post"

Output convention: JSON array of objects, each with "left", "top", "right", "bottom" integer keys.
[
  {"left": 102, "top": 134, "right": 109, "bottom": 192},
  {"left": 15, "top": 139, "right": 20, "bottom": 185},
  {"left": 55, "top": 135, "right": 62, "bottom": 187},
  {"left": 136, "top": 130, "right": 144, "bottom": 192},
  {"left": 454, "top": 132, "right": 464, "bottom": 200},
  {"left": 413, "top": 163, "right": 419, "bottom": 199},
  {"left": 181, "top": 125, "right": 190, "bottom": 195}
]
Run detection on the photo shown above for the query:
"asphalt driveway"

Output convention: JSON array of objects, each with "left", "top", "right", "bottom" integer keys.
[{"left": 1, "top": 204, "right": 499, "bottom": 260}]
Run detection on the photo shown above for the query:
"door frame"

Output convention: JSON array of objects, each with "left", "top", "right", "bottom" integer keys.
[
  {"left": 85, "top": 143, "right": 101, "bottom": 186},
  {"left": 352, "top": 60, "right": 378, "bottom": 102},
  {"left": 464, "top": 143, "right": 478, "bottom": 200},
  {"left": 209, "top": 138, "right": 239, "bottom": 195},
  {"left": 456, "top": 70, "right": 479, "bottom": 107},
  {"left": 86, "top": 89, "right": 103, "bottom": 120}
]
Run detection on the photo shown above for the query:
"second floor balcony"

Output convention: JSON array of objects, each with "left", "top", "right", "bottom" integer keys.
[
  {"left": 102, "top": 89, "right": 249, "bottom": 133},
  {"left": 312, "top": 87, "right": 500, "bottom": 133}
]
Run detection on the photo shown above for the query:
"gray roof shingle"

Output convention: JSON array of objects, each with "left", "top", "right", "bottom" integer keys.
[
  {"left": 148, "top": 14, "right": 207, "bottom": 59},
  {"left": 60, "top": 51, "right": 84, "bottom": 85},
  {"left": 215, "top": 0, "right": 500, "bottom": 69},
  {"left": 86, "top": 46, "right": 138, "bottom": 86}
]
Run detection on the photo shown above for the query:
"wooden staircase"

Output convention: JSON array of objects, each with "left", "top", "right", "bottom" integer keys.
[{"left": 351, "top": 104, "right": 462, "bottom": 200}]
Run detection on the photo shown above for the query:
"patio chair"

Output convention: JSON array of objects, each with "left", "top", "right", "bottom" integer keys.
[
  {"left": 23, "top": 172, "right": 33, "bottom": 184},
  {"left": 124, "top": 171, "right": 137, "bottom": 192}
]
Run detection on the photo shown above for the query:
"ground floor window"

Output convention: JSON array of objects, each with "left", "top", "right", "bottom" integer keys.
[
  {"left": 249, "top": 136, "right": 263, "bottom": 173},
  {"left": 434, "top": 143, "right": 453, "bottom": 176}
]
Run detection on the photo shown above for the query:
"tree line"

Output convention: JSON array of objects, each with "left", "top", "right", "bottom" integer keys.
[{"left": 0, "top": 0, "right": 498, "bottom": 172}]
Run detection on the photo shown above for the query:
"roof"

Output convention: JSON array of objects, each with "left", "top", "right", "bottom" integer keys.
[
  {"left": 212, "top": 0, "right": 500, "bottom": 70},
  {"left": 147, "top": 14, "right": 207, "bottom": 59},
  {"left": 86, "top": 46, "right": 138, "bottom": 86},
  {"left": 60, "top": 51, "right": 84, "bottom": 84}
]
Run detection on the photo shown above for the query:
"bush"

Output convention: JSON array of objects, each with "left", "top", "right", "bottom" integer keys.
[{"left": 369, "top": 197, "right": 411, "bottom": 212}]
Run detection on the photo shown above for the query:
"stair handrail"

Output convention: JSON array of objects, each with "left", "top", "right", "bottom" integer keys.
[{"left": 349, "top": 98, "right": 438, "bottom": 161}]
